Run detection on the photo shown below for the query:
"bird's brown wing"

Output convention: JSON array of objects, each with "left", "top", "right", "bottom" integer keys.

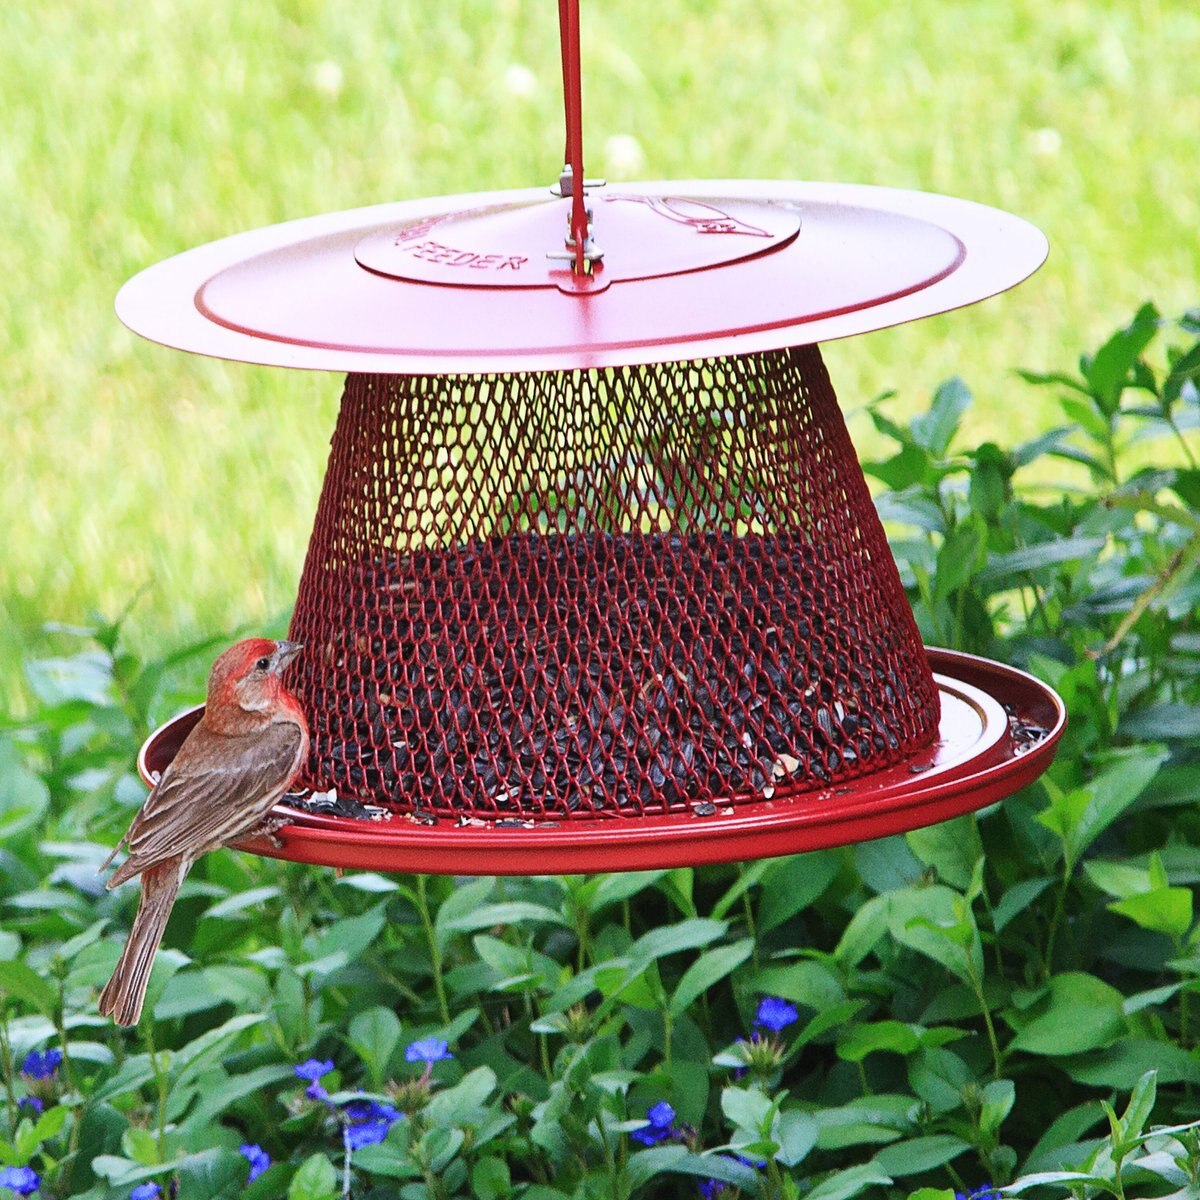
[{"left": 109, "top": 720, "right": 304, "bottom": 887}]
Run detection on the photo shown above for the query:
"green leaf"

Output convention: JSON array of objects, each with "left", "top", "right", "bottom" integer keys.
[
  {"left": 24, "top": 651, "right": 115, "bottom": 706},
  {"left": 813, "top": 1097, "right": 914, "bottom": 1150},
  {"left": 794, "top": 1000, "right": 869, "bottom": 1051},
  {"left": 32, "top": 1104, "right": 70, "bottom": 1143},
  {"left": 122, "top": 1126, "right": 160, "bottom": 1166},
  {"left": 992, "top": 878, "right": 1054, "bottom": 932},
  {"left": 627, "top": 918, "right": 727, "bottom": 971},
  {"left": 906, "top": 816, "right": 983, "bottom": 891},
  {"left": 203, "top": 886, "right": 281, "bottom": 920},
  {"left": 625, "top": 1145, "right": 689, "bottom": 1192},
  {"left": 351, "top": 1143, "right": 421, "bottom": 1180},
  {"left": 174, "top": 1148, "right": 246, "bottom": 1200},
  {"left": 1016, "top": 369, "right": 1090, "bottom": 395},
  {"left": 775, "top": 1110, "right": 819, "bottom": 1167},
  {"left": 1058, "top": 1038, "right": 1200, "bottom": 1088},
  {"left": 834, "top": 894, "right": 891, "bottom": 967},
  {"left": 423, "top": 1126, "right": 465, "bottom": 1173},
  {"left": 1109, "top": 887, "right": 1193, "bottom": 940},
  {"left": 0, "top": 960, "right": 57, "bottom": 1015},
  {"left": 837, "top": 1021, "right": 921, "bottom": 1063},
  {"left": 470, "top": 1157, "right": 512, "bottom": 1200},
  {"left": 1117, "top": 1070, "right": 1157, "bottom": 1146},
  {"left": 721, "top": 1085, "right": 774, "bottom": 1134},
  {"left": 659, "top": 1151, "right": 760, "bottom": 1190},
  {"left": 979, "top": 1079, "right": 1015, "bottom": 1136},
  {"left": 804, "top": 1162, "right": 893, "bottom": 1200},
  {"left": 886, "top": 886, "right": 982, "bottom": 985},
  {"left": 586, "top": 871, "right": 670, "bottom": 913},
  {"left": 934, "top": 520, "right": 986, "bottom": 603},
  {"left": 433, "top": 878, "right": 496, "bottom": 952},
  {"left": 169, "top": 1013, "right": 265, "bottom": 1086},
  {"left": 976, "top": 536, "right": 1107, "bottom": 582},
  {"left": 1037, "top": 746, "right": 1169, "bottom": 870},
  {"left": 865, "top": 442, "right": 932, "bottom": 491},
  {"left": 874, "top": 1135, "right": 970, "bottom": 1176},
  {"left": 1003, "top": 1171, "right": 1109, "bottom": 1194},
  {"left": 335, "top": 872, "right": 400, "bottom": 893},
  {"left": 1084, "top": 302, "right": 1160, "bottom": 413},
  {"left": 349, "top": 1005, "right": 403, "bottom": 1088},
  {"left": 668, "top": 938, "right": 753, "bottom": 1016},
  {"left": 855, "top": 836, "right": 926, "bottom": 895},
  {"left": 1084, "top": 859, "right": 1151, "bottom": 900},
  {"left": 908, "top": 1046, "right": 972, "bottom": 1114},
  {"left": 709, "top": 860, "right": 772, "bottom": 921},
  {"left": 287, "top": 1153, "right": 338, "bottom": 1200},
  {"left": 1008, "top": 972, "right": 1126, "bottom": 1056},
  {"left": 312, "top": 903, "right": 387, "bottom": 966},
  {"left": 756, "top": 852, "right": 839, "bottom": 931},
  {"left": 0, "top": 741, "right": 52, "bottom": 841},
  {"left": 912, "top": 377, "right": 972, "bottom": 457},
  {"left": 1120, "top": 702, "right": 1200, "bottom": 741},
  {"left": 436, "top": 901, "right": 571, "bottom": 943},
  {"left": 425, "top": 1066, "right": 497, "bottom": 1126},
  {"left": 747, "top": 960, "right": 844, "bottom": 1012}
]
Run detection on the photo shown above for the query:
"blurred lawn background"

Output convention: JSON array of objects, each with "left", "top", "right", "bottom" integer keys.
[{"left": 2, "top": 0, "right": 1198, "bottom": 712}]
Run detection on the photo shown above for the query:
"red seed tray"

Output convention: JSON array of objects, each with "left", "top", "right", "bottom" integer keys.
[{"left": 137, "top": 648, "right": 1064, "bottom": 875}]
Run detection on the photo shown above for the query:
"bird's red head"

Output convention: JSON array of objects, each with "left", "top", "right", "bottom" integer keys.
[{"left": 205, "top": 638, "right": 306, "bottom": 731}]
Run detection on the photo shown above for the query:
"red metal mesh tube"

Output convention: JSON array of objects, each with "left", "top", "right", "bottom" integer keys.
[{"left": 288, "top": 346, "right": 940, "bottom": 821}]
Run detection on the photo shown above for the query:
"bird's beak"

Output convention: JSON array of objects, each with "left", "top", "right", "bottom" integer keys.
[{"left": 274, "top": 640, "right": 304, "bottom": 671}]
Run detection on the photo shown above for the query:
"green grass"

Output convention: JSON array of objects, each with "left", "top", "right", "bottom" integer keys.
[{"left": 2, "top": 0, "right": 1198, "bottom": 709}]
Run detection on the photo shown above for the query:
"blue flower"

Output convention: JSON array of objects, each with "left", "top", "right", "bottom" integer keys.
[
  {"left": 405, "top": 1037, "right": 453, "bottom": 1065},
  {"left": 294, "top": 1058, "right": 334, "bottom": 1082},
  {"left": 20, "top": 1049, "right": 62, "bottom": 1080},
  {"left": 343, "top": 1098, "right": 403, "bottom": 1150},
  {"left": 305, "top": 1082, "right": 330, "bottom": 1102},
  {"left": 698, "top": 1180, "right": 727, "bottom": 1199},
  {"left": 17, "top": 1097, "right": 44, "bottom": 1115},
  {"left": 631, "top": 1100, "right": 678, "bottom": 1146},
  {"left": 0, "top": 1166, "right": 40, "bottom": 1196},
  {"left": 129, "top": 1184, "right": 160, "bottom": 1200},
  {"left": 752, "top": 996, "right": 799, "bottom": 1032},
  {"left": 956, "top": 1188, "right": 1000, "bottom": 1200},
  {"left": 239, "top": 1144, "right": 270, "bottom": 1182}
]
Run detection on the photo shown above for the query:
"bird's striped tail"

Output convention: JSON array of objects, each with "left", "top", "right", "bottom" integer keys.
[{"left": 98, "top": 861, "right": 184, "bottom": 1027}]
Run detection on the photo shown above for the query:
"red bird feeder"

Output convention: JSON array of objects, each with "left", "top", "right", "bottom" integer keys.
[{"left": 123, "top": 2, "right": 1063, "bottom": 875}]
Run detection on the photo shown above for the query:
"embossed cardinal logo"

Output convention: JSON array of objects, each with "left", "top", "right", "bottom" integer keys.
[{"left": 606, "top": 195, "right": 771, "bottom": 236}]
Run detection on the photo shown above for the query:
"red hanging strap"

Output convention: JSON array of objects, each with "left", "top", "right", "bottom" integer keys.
[{"left": 558, "top": 0, "right": 592, "bottom": 275}]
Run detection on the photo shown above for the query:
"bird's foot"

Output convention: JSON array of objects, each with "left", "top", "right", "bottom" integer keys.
[{"left": 247, "top": 815, "right": 291, "bottom": 848}]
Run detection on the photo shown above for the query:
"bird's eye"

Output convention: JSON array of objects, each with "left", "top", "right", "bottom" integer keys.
[{"left": 255, "top": 656, "right": 270, "bottom": 671}]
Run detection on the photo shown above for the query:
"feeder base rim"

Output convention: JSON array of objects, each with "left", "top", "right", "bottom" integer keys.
[{"left": 137, "top": 648, "right": 1063, "bottom": 874}]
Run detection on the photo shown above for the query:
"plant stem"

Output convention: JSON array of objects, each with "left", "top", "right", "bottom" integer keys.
[
  {"left": 0, "top": 1008, "right": 18, "bottom": 1129},
  {"left": 414, "top": 874, "right": 450, "bottom": 1025},
  {"left": 55, "top": 971, "right": 85, "bottom": 1164},
  {"left": 738, "top": 866, "right": 760, "bottom": 971},
  {"left": 143, "top": 1018, "right": 169, "bottom": 1157},
  {"left": 967, "top": 962, "right": 1003, "bottom": 1081},
  {"left": 1042, "top": 874, "right": 1071, "bottom": 977}
]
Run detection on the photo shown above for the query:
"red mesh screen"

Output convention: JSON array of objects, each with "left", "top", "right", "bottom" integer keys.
[{"left": 288, "top": 345, "right": 940, "bottom": 820}]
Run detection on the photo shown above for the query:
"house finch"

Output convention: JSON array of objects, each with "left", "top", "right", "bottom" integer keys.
[{"left": 99, "top": 638, "right": 309, "bottom": 1026}]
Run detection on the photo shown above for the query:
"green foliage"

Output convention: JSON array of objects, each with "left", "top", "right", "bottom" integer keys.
[{"left": 2, "top": 309, "right": 1199, "bottom": 1198}]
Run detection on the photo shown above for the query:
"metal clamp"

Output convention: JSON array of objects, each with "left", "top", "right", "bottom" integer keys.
[{"left": 550, "top": 163, "right": 607, "bottom": 198}]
